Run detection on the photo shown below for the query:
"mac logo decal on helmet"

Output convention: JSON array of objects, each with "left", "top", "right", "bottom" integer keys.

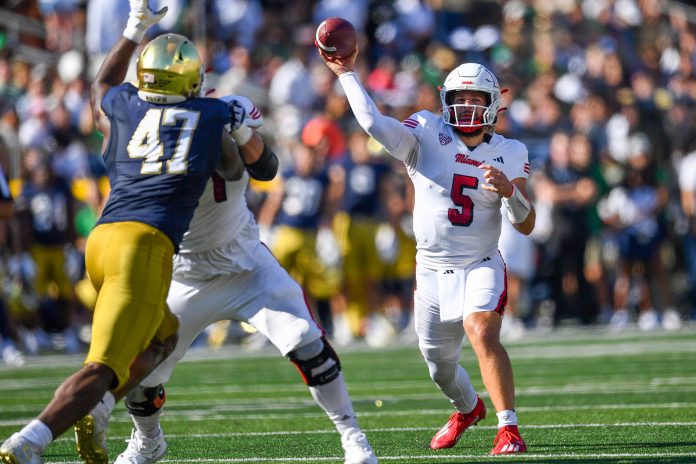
[
  {"left": 440, "top": 63, "right": 502, "bottom": 132},
  {"left": 137, "top": 34, "right": 203, "bottom": 99}
]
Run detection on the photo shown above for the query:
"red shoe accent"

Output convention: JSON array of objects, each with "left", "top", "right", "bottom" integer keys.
[
  {"left": 491, "top": 425, "right": 527, "bottom": 455},
  {"left": 430, "top": 397, "right": 486, "bottom": 449}
]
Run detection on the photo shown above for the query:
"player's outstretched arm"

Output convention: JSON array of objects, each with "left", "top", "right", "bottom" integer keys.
[
  {"left": 91, "top": 0, "right": 167, "bottom": 135},
  {"left": 91, "top": 37, "right": 137, "bottom": 136},
  {"left": 319, "top": 49, "right": 417, "bottom": 162}
]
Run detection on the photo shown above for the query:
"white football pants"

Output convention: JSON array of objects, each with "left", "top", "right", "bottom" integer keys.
[
  {"left": 141, "top": 239, "right": 323, "bottom": 387},
  {"left": 413, "top": 253, "right": 507, "bottom": 412}
]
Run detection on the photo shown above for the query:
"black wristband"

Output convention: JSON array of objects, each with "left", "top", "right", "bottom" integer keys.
[{"left": 245, "top": 145, "right": 279, "bottom": 181}]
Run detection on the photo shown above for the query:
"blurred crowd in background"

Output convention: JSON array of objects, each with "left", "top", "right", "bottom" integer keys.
[{"left": 1, "top": 0, "right": 696, "bottom": 366}]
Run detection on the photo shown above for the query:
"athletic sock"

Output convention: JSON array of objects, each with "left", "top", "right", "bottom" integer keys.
[
  {"left": 19, "top": 419, "right": 53, "bottom": 451},
  {"left": 496, "top": 409, "right": 518, "bottom": 427},
  {"left": 309, "top": 373, "right": 360, "bottom": 436},
  {"left": 131, "top": 410, "right": 163, "bottom": 438}
]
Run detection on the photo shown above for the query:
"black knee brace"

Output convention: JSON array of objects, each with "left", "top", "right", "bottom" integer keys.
[
  {"left": 124, "top": 384, "right": 166, "bottom": 417},
  {"left": 287, "top": 336, "right": 341, "bottom": 387}
]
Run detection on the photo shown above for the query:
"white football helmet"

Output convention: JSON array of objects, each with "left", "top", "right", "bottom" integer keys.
[{"left": 440, "top": 63, "right": 502, "bottom": 132}]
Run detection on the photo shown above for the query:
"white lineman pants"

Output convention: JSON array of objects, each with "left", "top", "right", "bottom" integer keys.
[{"left": 141, "top": 239, "right": 323, "bottom": 387}]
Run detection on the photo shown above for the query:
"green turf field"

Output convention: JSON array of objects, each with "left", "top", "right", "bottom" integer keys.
[{"left": 1, "top": 327, "right": 696, "bottom": 463}]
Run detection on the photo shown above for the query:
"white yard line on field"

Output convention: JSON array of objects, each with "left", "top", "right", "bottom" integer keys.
[
  {"left": 42, "top": 451, "right": 696, "bottom": 463},
  {"left": 24, "top": 420, "right": 696, "bottom": 442},
  {"left": 123, "top": 421, "right": 696, "bottom": 436}
]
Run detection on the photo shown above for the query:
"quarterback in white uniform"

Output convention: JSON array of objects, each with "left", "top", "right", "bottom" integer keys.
[
  {"left": 320, "top": 48, "right": 535, "bottom": 455},
  {"left": 81, "top": 95, "right": 377, "bottom": 464}
]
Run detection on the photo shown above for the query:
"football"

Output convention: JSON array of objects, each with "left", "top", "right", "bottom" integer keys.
[{"left": 315, "top": 17, "right": 357, "bottom": 59}]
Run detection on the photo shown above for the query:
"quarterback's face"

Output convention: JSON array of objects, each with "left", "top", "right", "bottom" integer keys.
[{"left": 449, "top": 90, "right": 488, "bottom": 125}]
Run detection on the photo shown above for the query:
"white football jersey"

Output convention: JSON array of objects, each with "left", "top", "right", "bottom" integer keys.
[
  {"left": 403, "top": 110, "right": 529, "bottom": 269},
  {"left": 178, "top": 96, "right": 264, "bottom": 254},
  {"left": 178, "top": 171, "right": 255, "bottom": 253}
]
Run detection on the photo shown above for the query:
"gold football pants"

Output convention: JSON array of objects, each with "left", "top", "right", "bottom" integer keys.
[{"left": 84, "top": 221, "right": 179, "bottom": 389}]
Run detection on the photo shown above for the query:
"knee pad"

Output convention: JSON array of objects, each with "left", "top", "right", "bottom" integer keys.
[
  {"left": 287, "top": 336, "right": 341, "bottom": 386},
  {"left": 125, "top": 384, "right": 166, "bottom": 417}
]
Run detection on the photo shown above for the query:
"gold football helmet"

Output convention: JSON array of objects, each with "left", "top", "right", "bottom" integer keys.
[{"left": 136, "top": 33, "right": 202, "bottom": 98}]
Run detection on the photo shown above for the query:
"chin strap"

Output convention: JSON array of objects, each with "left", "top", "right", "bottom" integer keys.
[{"left": 455, "top": 125, "right": 485, "bottom": 136}]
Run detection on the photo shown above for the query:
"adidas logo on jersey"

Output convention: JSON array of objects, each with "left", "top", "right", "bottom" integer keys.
[
  {"left": 439, "top": 133, "right": 452, "bottom": 145},
  {"left": 494, "top": 156, "right": 504, "bottom": 164}
]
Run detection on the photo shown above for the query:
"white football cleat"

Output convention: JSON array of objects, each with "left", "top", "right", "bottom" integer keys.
[
  {"left": 114, "top": 428, "right": 167, "bottom": 464},
  {"left": 638, "top": 309, "right": 660, "bottom": 331},
  {"left": 342, "top": 430, "right": 377, "bottom": 464},
  {"left": 609, "top": 308, "right": 630, "bottom": 331},
  {"left": 662, "top": 308, "right": 682, "bottom": 331},
  {"left": 74, "top": 397, "right": 112, "bottom": 464},
  {"left": 1, "top": 344, "right": 25, "bottom": 367},
  {"left": 0, "top": 433, "right": 44, "bottom": 464}
]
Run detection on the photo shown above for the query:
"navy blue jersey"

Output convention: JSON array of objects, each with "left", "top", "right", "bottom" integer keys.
[
  {"left": 98, "top": 83, "right": 229, "bottom": 250},
  {"left": 20, "top": 177, "right": 73, "bottom": 246},
  {"left": 276, "top": 167, "right": 329, "bottom": 230},
  {"left": 339, "top": 158, "right": 391, "bottom": 217}
]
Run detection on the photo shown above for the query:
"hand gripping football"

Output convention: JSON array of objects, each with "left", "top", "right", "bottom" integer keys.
[{"left": 315, "top": 17, "right": 357, "bottom": 59}]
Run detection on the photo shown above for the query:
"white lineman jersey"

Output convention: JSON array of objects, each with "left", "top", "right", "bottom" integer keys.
[
  {"left": 402, "top": 111, "right": 529, "bottom": 270},
  {"left": 178, "top": 95, "right": 265, "bottom": 254},
  {"left": 142, "top": 232, "right": 324, "bottom": 387},
  {"left": 179, "top": 171, "right": 255, "bottom": 254}
]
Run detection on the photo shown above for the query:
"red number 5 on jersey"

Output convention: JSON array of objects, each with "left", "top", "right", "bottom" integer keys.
[{"left": 448, "top": 174, "right": 478, "bottom": 227}]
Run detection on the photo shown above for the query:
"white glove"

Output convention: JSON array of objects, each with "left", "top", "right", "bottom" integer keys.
[
  {"left": 219, "top": 96, "right": 246, "bottom": 131},
  {"left": 218, "top": 95, "right": 265, "bottom": 127},
  {"left": 123, "top": 0, "right": 168, "bottom": 43},
  {"left": 219, "top": 96, "right": 252, "bottom": 144}
]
